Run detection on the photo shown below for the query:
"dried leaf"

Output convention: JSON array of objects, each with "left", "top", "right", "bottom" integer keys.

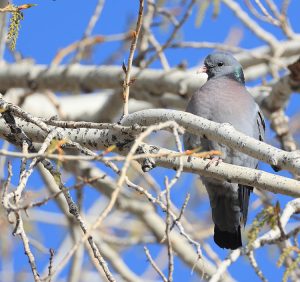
[
  {"left": 130, "top": 30, "right": 137, "bottom": 39},
  {"left": 103, "top": 145, "right": 116, "bottom": 155},
  {"left": 184, "top": 148, "right": 222, "bottom": 158},
  {"left": 184, "top": 146, "right": 202, "bottom": 155},
  {"left": 47, "top": 139, "right": 68, "bottom": 154},
  {"left": 18, "top": 4, "right": 37, "bottom": 10},
  {"left": 193, "top": 150, "right": 222, "bottom": 158}
]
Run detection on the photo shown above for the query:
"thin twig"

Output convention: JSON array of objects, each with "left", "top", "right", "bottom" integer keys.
[
  {"left": 165, "top": 177, "right": 174, "bottom": 282},
  {"left": 160, "top": 126, "right": 184, "bottom": 197},
  {"left": 122, "top": 0, "right": 144, "bottom": 117},
  {"left": 247, "top": 251, "right": 268, "bottom": 282},
  {"left": 1, "top": 162, "right": 12, "bottom": 204},
  {"left": 93, "top": 121, "right": 183, "bottom": 236},
  {"left": 47, "top": 249, "right": 55, "bottom": 282},
  {"left": 43, "top": 167, "right": 116, "bottom": 282},
  {"left": 253, "top": 0, "right": 276, "bottom": 22},
  {"left": 170, "top": 193, "right": 190, "bottom": 231},
  {"left": 222, "top": 0, "right": 278, "bottom": 48},
  {"left": 144, "top": 246, "right": 168, "bottom": 282},
  {"left": 40, "top": 124, "right": 181, "bottom": 279},
  {"left": 52, "top": 33, "right": 128, "bottom": 66},
  {"left": 245, "top": 0, "right": 280, "bottom": 25},
  {"left": 73, "top": 0, "right": 106, "bottom": 62},
  {"left": 140, "top": 0, "right": 196, "bottom": 71},
  {"left": 11, "top": 143, "right": 41, "bottom": 281},
  {"left": 16, "top": 218, "right": 41, "bottom": 281}
]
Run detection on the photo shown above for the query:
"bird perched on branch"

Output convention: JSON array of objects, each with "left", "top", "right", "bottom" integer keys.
[{"left": 184, "top": 52, "right": 265, "bottom": 250}]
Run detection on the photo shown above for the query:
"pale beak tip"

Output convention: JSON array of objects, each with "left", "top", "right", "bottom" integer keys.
[{"left": 197, "top": 65, "right": 207, "bottom": 74}]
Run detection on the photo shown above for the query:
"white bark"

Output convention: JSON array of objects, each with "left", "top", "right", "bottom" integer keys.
[
  {"left": 0, "top": 109, "right": 299, "bottom": 198},
  {"left": 122, "top": 109, "right": 300, "bottom": 174},
  {"left": 4, "top": 89, "right": 152, "bottom": 122},
  {"left": 0, "top": 43, "right": 299, "bottom": 99}
]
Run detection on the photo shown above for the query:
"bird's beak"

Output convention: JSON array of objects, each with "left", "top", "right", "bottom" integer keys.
[{"left": 197, "top": 65, "right": 207, "bottom": 74}]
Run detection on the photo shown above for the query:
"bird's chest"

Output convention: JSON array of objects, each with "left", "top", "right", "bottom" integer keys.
[{"left": 199, "top": 91, "right": 254, "bottom": 134}]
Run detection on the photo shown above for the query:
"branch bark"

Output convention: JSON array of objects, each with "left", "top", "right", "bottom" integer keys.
[{"left": 0, "top": 108, "right": 299, "bottom": 197}]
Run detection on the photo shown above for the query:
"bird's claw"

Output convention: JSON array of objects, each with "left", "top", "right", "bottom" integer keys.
[{"left": 205, "top": 156, "right": 223, "bottom": 169}]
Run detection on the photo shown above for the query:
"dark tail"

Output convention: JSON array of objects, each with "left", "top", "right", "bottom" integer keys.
[
  {"left": 214, "top": 225, "right": 242, "bottom": 250},
  {"left": 238, "top": 185, "right": 252, "bottom": 226}
]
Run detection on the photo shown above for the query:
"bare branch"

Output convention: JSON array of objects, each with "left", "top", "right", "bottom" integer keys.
[
  {"left": 73, "top": 0, "right": 106, "bottom": 62},
  {"left": 222, "top": 0, "right": 278, "bottom": 48},
  {"left": 121, "top": 0, "right": 144, "bottom": 117},
  {"left": 122, "top": 109, "right": 300, "bottom": 174},
  {"left": 247, "top": 251, "right": 268, "bottom": 282}
]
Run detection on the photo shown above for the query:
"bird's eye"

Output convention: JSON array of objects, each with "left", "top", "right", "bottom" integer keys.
[{"left": 217, "top": 62, "right": 224, "bottom": 67}]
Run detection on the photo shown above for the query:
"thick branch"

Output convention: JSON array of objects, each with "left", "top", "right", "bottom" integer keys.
[
  {"left": 261, "top": 58, "right": 300, "bottom": 151},
  {"left": 122, "top": 109, "right": 300, "bottom": 174},
  {"left": 0, "top": 41, "right": 299, "bottom": 97},
  {"left": 0, "top": 116, "right": 299, "bottom": 198},
  {"left": 0, "top": 63, "right": 204, "bottom": 96},
  {"left": 147, "top": 146, "right": 300, "bottom": 198}
]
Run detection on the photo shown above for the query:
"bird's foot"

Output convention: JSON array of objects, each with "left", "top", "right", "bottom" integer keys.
[{"left": 205, "top": 156, "right": 223, "bottom": 169}]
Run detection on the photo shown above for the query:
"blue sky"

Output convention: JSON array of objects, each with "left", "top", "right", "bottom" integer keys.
[{"left": 2, "top": 1, "right": 300, "bottom": 281}]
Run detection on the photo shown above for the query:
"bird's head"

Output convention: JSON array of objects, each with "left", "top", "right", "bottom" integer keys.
[{"left": 199, "top": 52, "right": 245, "bottom": 84}]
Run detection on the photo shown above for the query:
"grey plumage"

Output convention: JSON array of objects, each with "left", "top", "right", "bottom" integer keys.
[{"left": 184, "top": 52, "right": 265, "bottom": 250}]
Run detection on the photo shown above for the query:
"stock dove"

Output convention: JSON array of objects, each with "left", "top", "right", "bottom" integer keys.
[{"left": 184, "top": 52, "right": 265, "bottom": 249}]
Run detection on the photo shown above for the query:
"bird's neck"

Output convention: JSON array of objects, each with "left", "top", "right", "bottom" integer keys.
[
  {"left": 228, "top": 67, "right": 245, "bottom": 84},
  {"left": 209, "top": 67, "right": 245, "bottom": 85}
]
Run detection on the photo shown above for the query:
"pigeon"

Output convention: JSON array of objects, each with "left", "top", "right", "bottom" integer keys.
[{"left": 183, "top": 52, "right": 265, "bottom": 250}]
